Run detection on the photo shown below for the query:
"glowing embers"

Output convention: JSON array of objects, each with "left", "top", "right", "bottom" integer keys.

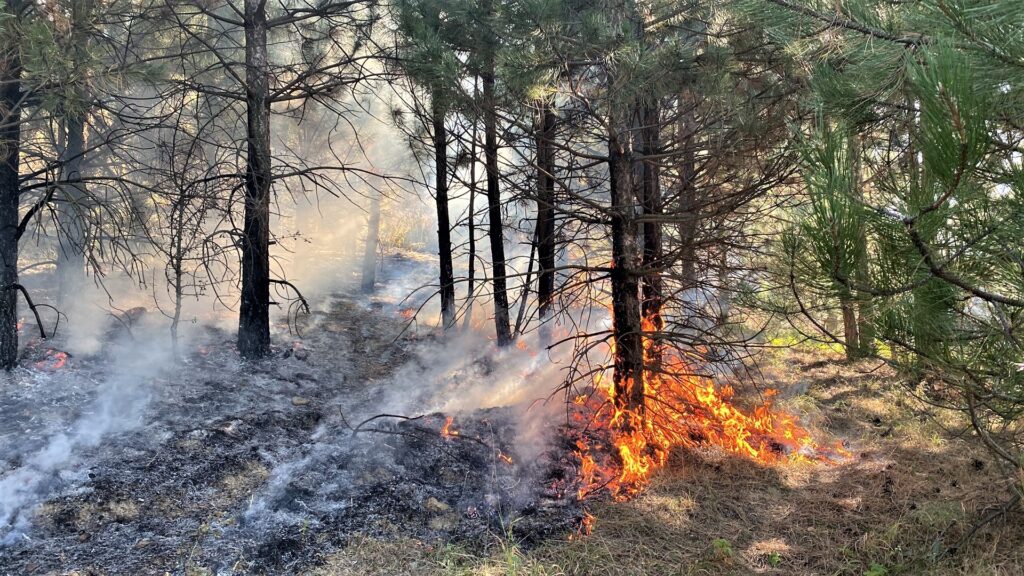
[
  {"left": 574, "top": 336, "right": 846, "bottom": 501},
  {"left": 34, "top": 349, "right": 69, "bottom": 371}
]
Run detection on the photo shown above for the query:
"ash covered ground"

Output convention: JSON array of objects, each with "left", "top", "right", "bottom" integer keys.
[{"left": 0, "top": 256, "right": 585, "bottom": 575}]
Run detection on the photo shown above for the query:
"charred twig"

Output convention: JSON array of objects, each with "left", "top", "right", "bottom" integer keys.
[
  {"left": 348, "top": 413, "right": 425, "bottom": 436},
  {"left": 270, "top": 278, "right": 311, "bottom": 337},
  {"left": 6, "top": 283, "right": 48, "bottom": 339}
]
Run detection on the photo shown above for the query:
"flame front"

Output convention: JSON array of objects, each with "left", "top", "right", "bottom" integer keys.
[{"left": 574, "top": 316, "right": 843, "bottom": 500}]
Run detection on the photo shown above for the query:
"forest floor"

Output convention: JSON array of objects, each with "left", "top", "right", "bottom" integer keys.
[
  {"left": 2, "top": 256, "right": 1023, "bottom": 575},
  {"left": 319, "top": 349, "right": 1024, "bottom": 576},
  {"left": 0, "top": 254, "right": 580, "bottom": 575}
]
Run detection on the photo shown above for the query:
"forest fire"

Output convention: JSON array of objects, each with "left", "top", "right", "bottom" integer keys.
[
  {"left": 33, "top": 349, "right": 69, "bottom": 372},
  {"left": 574, "top": 318, "right": 843, "bottom": 500},
  {"left": 440, "top": 415, "right": 460, "bottom": 438}
]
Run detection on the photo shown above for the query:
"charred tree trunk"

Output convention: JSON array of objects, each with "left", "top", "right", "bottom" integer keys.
[
  {"left": 637, "top": 100, "right": 662, "bottom": 367},
  {"left": 609, "top": 126, "right": 645, "bottom": 420},
  {"left": 361, "top": 190, "right": 381, "bottom": 293},
  {"left": 238, "top": 0, "right": 272, "bottom": 359},
  {"left": 535, "top": 100, "right": 557, "bottom": 325},
  {"left": 432, "top": 93, "right": 456, "bottom": 330},
  {"left": 482, "top": 30, "right": 512, "bottom": 347},
  {"left": 0, "top": 10, "right": 22, "bottom": 369},
  {"left": 57, "top": 112, "right": 87, "bottom": 308}
]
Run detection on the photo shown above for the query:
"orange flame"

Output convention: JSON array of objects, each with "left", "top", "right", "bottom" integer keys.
[
  {"left": 574, "top": 315, "right": 846, "bottom": 500},
  {"left": 497, "top": 450, "right": 513, "bottom": 465},
  {"left": 34, "top": 350, "right": 69, "bottom": 372},
  {"left": 440, "top": 416, "right": 459, "bottom": 438}
]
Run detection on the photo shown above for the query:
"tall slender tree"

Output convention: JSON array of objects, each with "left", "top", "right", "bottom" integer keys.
[{"left": 0, "top": 0, "right": 26, "bottom": 368}]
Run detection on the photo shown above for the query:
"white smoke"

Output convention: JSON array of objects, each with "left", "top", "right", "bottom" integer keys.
[{"left": 0, "top": 338, "right": 173, "bottom": 544}]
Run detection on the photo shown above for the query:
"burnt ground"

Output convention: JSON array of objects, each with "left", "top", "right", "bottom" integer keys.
[
  {"left": 313, "top": 350, "right": 1024, "bottom": 576},
  {"left": 0, "top": 258, "right": 584, "bottom": 575}
]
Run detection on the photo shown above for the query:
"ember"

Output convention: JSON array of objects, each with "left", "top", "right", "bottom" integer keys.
[{"left": 34, "top": 350, "right": 69, "bottom": 372}]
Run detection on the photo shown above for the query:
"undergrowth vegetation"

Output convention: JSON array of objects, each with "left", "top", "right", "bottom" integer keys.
[{"left": 319, "top": 348, "right": 1024, "bottom": 576}]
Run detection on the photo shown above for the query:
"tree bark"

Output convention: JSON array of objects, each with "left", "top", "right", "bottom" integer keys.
[
  {"left": 431, "top": 94, "right": 456, "bottom": 329},
  {"left": 535, "top": 100, "right": 556, "bottom": 324},
  {"left": 238, "top": 0, "right": 273, "bottom": 359},
  {"left": 851, "top": 133, "right": 874, "bottom": 356},
  {"left": 462, "top": 85, "right": 478, "bottom": 330},
  {"left": 57, "top": 112, "right": 87, "bottom": 308},
  {"left": 0, "top": 6, "right": 23, "bottom": 369},
  {"left": 482, "top": 23, "right": 512, "bottom": 347},
  {"left": 609, "top": 126, "right": 645, "bottom": 419},
  {"left": 361, "top": 189, "right": 381, "bottom": 293},
  {"left": 637, "top": 99, "right": 662, "bottom": 366},
  {"left": 841, "top": 299, "right": 860, "bottom": 360}
]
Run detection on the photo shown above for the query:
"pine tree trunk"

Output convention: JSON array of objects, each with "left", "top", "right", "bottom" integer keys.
[
  {"left": 0, "top": 10, "right": 22, "bottom": 369},
  {"left": 677, "top": 91, "right": 698, "bottom": 291},
  {"left": 238, "top": 0, "right": 272, "bottom": 359},
  {"left": 482, "top": 33, "right": 512, "bottom": 346},
  {"left": 841, "top": 299, "right": 860, "bottom": 360},
  {"left": 462, "top": 91, "right": 478, "bottom": 330},
  {"left": 57, "top": 112, "right": 87, "bottom": 308},
  {"left": 906, "top": 97, "right": 952, "bottom": 363},
  {"left": 851, "top": 133, "right": 874, "bottom": 356},
  {"left": 431, "top": 94, "right": 456, "bottom": 329},
  {"left": 535, "top": 101, "right": 556, "bottom": 324},
  {"left": 717, "top": 246, "right": 731, "bottom": 324},
  {"left": 637, "top": 100, "right": 663, "bottom": 368},
  {"left": 361, "top": 190, "right": 381, "bottom": 293},
  {"left": 609, "top": 126, "right": 645, "bottom": 420}
]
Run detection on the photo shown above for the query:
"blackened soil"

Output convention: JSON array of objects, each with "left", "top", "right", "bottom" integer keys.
[{"left": 0, "top": 291, "right": 583, "bottom": 575}]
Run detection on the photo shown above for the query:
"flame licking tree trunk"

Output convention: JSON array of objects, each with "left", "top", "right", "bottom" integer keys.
[
  {"left": 482, "top": 2, "right": 512, "bottom": 347},
  {"left": 432, "top": 92, "right": 456, "bottom": 329},
  {"left": 238, "top": 0, "right": 273, "bottom": 359},
  {"left": 0, "top": 3, "right": 22, "bottom": 369},
  {"left": 638, "top": 99, "right": 663, "bottom": 368},
  {"left": 608, "top": 117, "right": 646, "bottom": 421}
]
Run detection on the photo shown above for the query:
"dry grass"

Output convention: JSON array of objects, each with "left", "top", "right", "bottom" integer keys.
[{"left": 313, "top": 349, "right": 1024, "bottom": 576}]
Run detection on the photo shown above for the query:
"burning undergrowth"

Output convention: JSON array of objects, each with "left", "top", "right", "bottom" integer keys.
[
  {"left": 0, "top": 258, "right": 845, "bottom": 574},
  {"left": 570, "top": 324, "right": 850, "bottom": 502}
]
